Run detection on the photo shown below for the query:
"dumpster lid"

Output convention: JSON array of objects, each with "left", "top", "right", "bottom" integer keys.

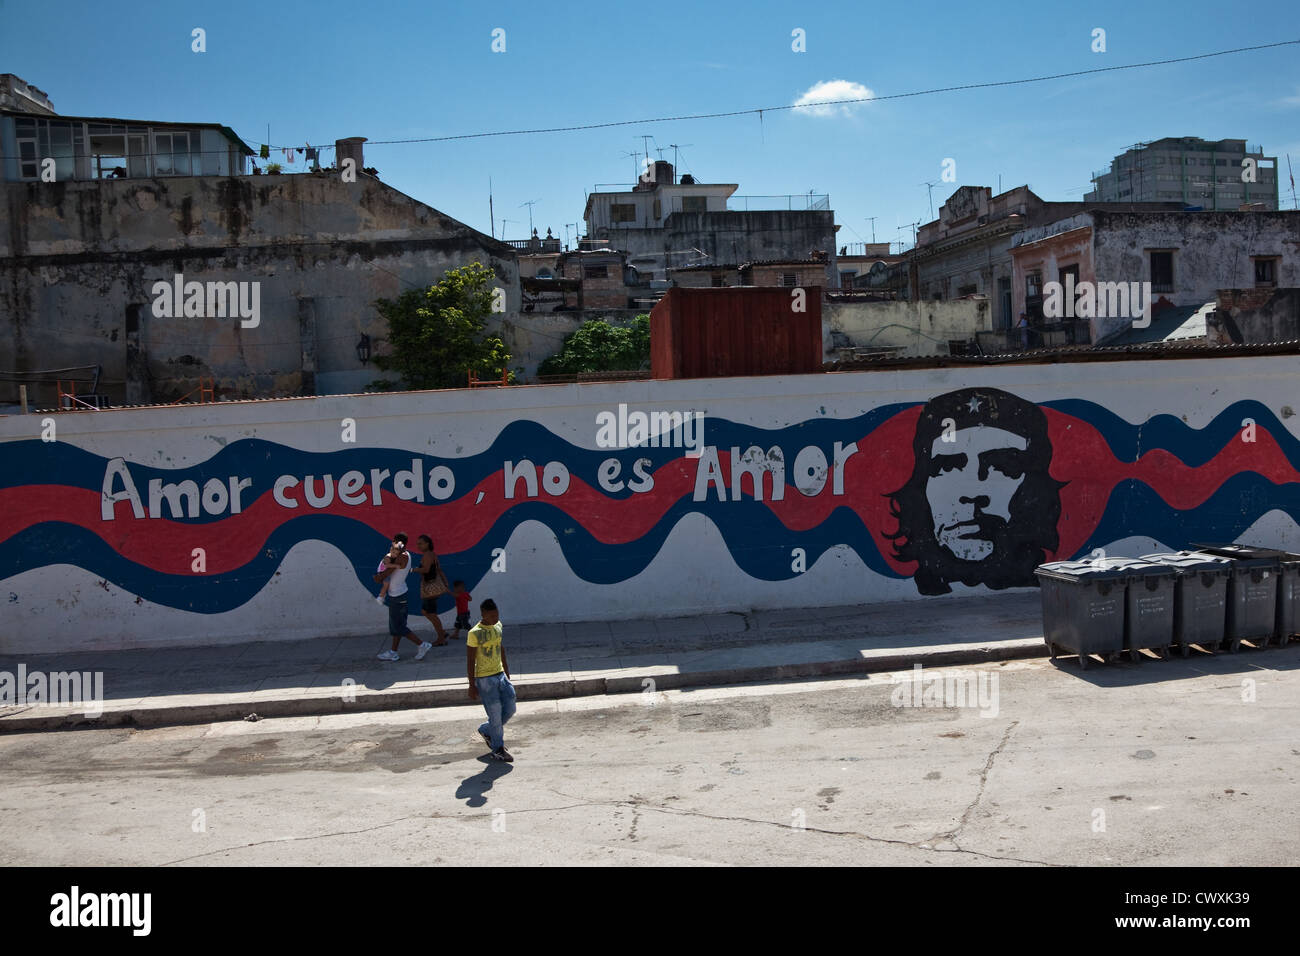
[
  {"left": 1036, "top": 557, "right": 1166, "bottom": 580},
  {"left": 1191, "top": 543, "right": 1287, "bottom": 566},
  {"left": 1140, "top": 551, "right": 1234, "bottom": 572}
]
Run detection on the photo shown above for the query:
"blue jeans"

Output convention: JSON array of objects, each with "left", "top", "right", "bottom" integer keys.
[
  {"left": 476, "top": 672, "right": 516, "bottom": 750},
  {"left": 385, "top": 593, "right": 410, "bottom": 637}
]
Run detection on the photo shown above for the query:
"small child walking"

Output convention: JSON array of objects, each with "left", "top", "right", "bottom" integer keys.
[
  {"left": 450, "top": 581, "right": 472, "bottom": 639},
  {"left": 467, "top": 598, "right": 515, "bottom": 762}
]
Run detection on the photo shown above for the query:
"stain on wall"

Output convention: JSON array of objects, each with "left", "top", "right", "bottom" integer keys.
[{"left": 1, "top": 175, "right": 520, "bottom": 404}]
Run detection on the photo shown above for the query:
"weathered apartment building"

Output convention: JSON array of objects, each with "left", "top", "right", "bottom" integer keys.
[
  {"left": 1010, "top": 208, "right": 1300, "bottom": 344},
  {"left": 909, "top": 184, "right": 1184, "bottom": 328},
  {"left": 832, "top": 179, "right": 1299, "bottom": 358},
  {"left": 583, "top": 159, "right": 839, "bottom": 286},
  {"left": 836, "top": 242, "right": 904, "bottom": 288},
  {"left": 514, "top": 233, "right": 650, "bottom": 314},
  {"left": 0, "top": 75, "right": 519, "bottom": 406}
]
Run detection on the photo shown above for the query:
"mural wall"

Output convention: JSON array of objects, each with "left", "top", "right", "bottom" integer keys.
[{"left": 2, "top": 355, "right": 1298, "bottom": 653}]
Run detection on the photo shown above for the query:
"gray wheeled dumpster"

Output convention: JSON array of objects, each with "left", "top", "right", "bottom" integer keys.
[
  {"left": 1120, "top": 558, "right": 1178, "bottom": 661},
  {"left": 1279, "top": 553, "right": 1300, "bottom": 645},
  {"left": 1191, "top": 545, "right": 1281, "bottom": 651},
  {"left": 1036, "top": 559, "right": 1130, "bottom": 669},
  {"left": 1140, "top": 551, "right": 1232, "bottom": 655}
]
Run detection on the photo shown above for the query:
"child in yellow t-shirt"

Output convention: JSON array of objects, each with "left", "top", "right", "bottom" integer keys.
[{"left": 467, "top": 599, "right": 515, "bottom": 762}]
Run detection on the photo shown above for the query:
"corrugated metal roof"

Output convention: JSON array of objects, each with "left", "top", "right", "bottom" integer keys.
[
  {"left": 823, "top": 339, "right": 1300, "bottom": 372},
  {"left": 1095, "top": 302, "right": 1215, "bottom": 346}
]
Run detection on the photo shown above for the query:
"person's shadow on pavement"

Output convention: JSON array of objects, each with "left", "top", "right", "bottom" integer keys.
[{"left": 455, "top": 759, "right": 513, "bottom": 807}]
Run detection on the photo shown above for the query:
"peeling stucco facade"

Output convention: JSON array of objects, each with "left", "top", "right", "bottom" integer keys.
[
  {"left": 0, "top": 174, "right": 520, "bottom": 405},
  {"left": 1011, "top": 209, "right": 1300, "bottom": 343}
]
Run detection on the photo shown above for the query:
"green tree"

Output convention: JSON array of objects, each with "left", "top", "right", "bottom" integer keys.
[
  {"left": 538, "top": 315, "right": 650, "bottom": 376},
  {"left": 370, "top": 262, "right": 512, "bottom": 390}
]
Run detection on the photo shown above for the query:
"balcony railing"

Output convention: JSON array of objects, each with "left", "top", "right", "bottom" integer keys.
[
  {"left": 725, "top": 194, "right": 830, "bottom": 212},
  {"left": 505, "top": 237, "right": 562, "bottom": 252},
  {"left": 839, "top": 242, "right": 895, "bottom": 258}
]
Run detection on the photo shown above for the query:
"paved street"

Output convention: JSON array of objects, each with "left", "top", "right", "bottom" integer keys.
[
  {"left": 0, "top": 591, "right": 1046, "bottom": 731},
  {"left": 2, "top": 651, "right": 1298, "bottom": 866}
]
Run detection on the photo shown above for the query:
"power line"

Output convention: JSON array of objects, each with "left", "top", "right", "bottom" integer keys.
[{"left": 253, "top": 39, "right": 1299, "bottom": 150}]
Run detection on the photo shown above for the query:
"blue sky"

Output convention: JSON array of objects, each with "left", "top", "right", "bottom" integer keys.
[{"left": 3, "top": 0, "right": 1298, "bottom": 251}]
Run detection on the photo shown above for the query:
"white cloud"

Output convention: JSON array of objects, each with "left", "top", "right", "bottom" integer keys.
[
  {"left": 792, "top": 79, "right": 875, "bottom": 118},
  {"left": 1280, "top": 87, "right": 1300, "bottom": 107}
]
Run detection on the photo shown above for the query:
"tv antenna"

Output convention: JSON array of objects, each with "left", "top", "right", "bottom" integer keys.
[
  {"left": 621, "top": 150, "right": 642, "bottom": 181},
  {"left": 519, "top": 199, "right": 541, "bottom": 235},
  {"left": 920, "top": 182, "right": 937, "bottom": 220},
  {"left": 668, "top": 143, "right": 694, "bottom": 178},
  {"left": 865, "top": 216, "right": 877, "bottom": 243}
]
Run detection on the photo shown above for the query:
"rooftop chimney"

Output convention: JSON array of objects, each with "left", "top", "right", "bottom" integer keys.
[{"left": 335, "top": 137, "right": 367, "bottom": 173}]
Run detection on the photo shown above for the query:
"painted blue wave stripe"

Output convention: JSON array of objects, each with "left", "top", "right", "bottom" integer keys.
[
  {"left": 1044, "top": 399, "right": 1300, "bottom": 470},
  {"left": 0, "top": 493, "right": 909, "bottom": 611},
  {"left": 1076, "top": 472, "right": 1300, "bottom": 558}
]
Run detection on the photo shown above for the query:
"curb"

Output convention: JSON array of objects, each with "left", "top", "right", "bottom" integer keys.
[{"left": 0, "top": 641, "right": 1049, "bottom": 734}]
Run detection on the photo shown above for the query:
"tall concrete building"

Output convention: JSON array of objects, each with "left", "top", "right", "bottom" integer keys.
[
  {"left": 582, "top": 160, "right": 838, "bottom": 286},
  {"left": 1084, "top": 138, "right": 1279, "bottom": 211}
]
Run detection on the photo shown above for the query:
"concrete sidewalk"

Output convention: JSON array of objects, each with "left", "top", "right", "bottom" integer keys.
[{"left": 0, "top": 591, "right": 1049, "bottom": 733}]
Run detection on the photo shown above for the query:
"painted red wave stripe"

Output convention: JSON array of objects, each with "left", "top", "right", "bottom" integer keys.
[
  {"left": 0, "top": 467, "right": 706, "bottom": 575},
  {"left": 0, "top": 414, "right": 919, "bottom": 576},
  {"left": 1046, "top": 410, "right": 1300, "bottom": 560}
]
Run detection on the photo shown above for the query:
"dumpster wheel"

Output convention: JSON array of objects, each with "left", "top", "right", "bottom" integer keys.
[
  {"left": 1078, "top": 652, "right": 1089, "bottom": 670},
  {"left": 1180, "top": 642, "right": 1191, "bottom": 658}
]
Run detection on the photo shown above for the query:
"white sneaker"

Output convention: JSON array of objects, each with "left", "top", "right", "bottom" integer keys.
[
  {"left": 414, "top": 641, "right": 433, "bottom": 661},
  {"left": 376, "top": 650, "right": 400, "bottom": 662}
]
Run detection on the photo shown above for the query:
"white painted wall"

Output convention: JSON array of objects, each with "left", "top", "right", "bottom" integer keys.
[
  {"left": 824, "top": 299, "right": 992, "bottom": 357},
  {"left": 2, "top": 356, "right": 1297, "bottom": 653}
]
